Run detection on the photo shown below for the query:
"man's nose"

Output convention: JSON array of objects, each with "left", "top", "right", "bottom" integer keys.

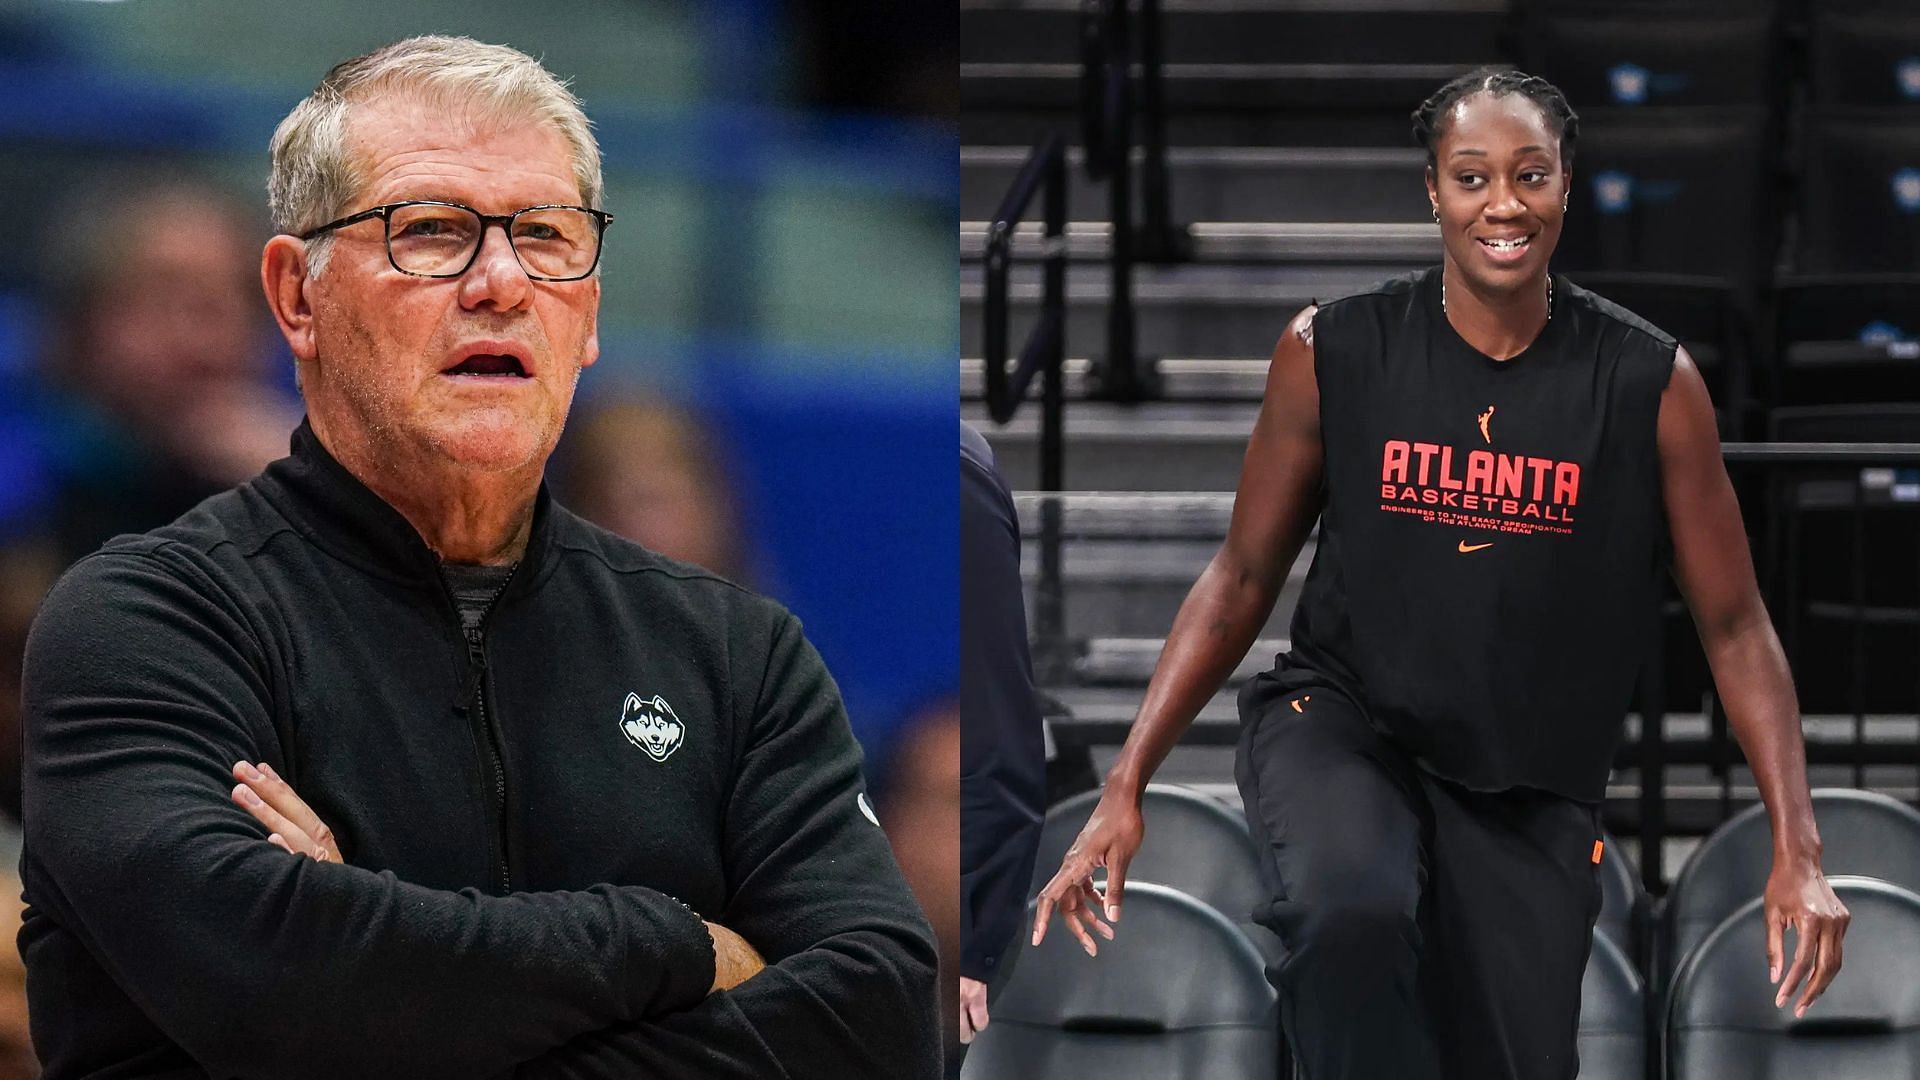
[{"left": 458, "top": 222, "right": 532, "bottom": 310}]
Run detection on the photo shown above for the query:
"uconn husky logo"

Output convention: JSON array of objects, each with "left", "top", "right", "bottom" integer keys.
[{"left": 619, "top": 692, "right": 685, "bottom": 762}]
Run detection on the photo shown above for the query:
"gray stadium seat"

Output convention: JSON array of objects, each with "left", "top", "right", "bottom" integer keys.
[
  {"left": 961, "top": 882, "right": 1278, "bottom": 1080},
  {"left": 1664, "top": 789, "right": 1920, "bottom": 984},
  {"left": 1809, "top": 7, "right": 1920, "bottom": 106},
  {"left": 1579, "top": 931, "right": 1647, "bottom": 1080},
  {"left": 1595, "top": 832, "right": 1645, "bottom": 967},
  {"left": 1033, "top": 783, "right": 1279, "bottom": 958},
  {"left": 1667, "top": 876, "right": 1920, "bottom": 1079}
]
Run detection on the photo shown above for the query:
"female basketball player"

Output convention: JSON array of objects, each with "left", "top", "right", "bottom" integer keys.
[{"left": 1031, "top": 69, "right": 1849, "bottom": 1080}]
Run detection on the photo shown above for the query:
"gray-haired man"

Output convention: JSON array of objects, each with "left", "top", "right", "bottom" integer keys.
[{"left": 19, "top": 36, "right": 939, "bottom": 1078}]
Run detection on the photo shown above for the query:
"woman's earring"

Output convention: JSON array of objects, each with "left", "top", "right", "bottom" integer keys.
[{"left": 1431, "top": 204, "right": 1440, "bottom": 223}]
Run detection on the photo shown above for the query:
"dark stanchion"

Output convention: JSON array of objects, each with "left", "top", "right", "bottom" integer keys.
[
  {"left": 1637, "top": 599, "right": 1668, "bottom": 894},
  {"left": 981, "top": 135, "right": 1072, "bottom": 682},
  {"left": 1850, "top": 480, "right": 1868, "bottom": 791},
  {"left": 1098, "top": 0, "right": 1146, "bottom": 403},
  {"left": 1134, "top": 0, "right": 1190, "bottom": 264},
  {"left": 1078, "top": 0, "right": 1183, "bottom": 403}
]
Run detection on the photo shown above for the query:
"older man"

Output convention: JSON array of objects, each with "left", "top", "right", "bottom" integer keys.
[{"left": 19, "top": 36, "right": 939, "bottom": 1079}]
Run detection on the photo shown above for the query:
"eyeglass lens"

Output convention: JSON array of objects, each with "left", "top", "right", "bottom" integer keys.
[{"left": 387, "top": 204, "right": 599, "bottom": 279}]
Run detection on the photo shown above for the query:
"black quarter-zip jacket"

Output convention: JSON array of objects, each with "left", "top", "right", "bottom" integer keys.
[{"left": 19, "top": 421, "right": 940, "bottom": 1079}]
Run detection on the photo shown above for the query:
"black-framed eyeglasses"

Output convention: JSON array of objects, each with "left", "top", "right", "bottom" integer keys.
[{"left": 297, "top": 200, "right": 613, "bottom": 281}]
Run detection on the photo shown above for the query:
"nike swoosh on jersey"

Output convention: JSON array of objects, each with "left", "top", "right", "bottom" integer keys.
[{"left": 1457, "top": 541, "right": 1494, "bottom": 553}]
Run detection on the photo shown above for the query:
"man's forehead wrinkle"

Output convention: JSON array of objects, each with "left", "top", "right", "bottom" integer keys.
[
  {"left": 359, "top": 145, "right": 580, "bottom": 210},
  {"left": 349, "top": 96, "right": 580, "bottom": 209}
]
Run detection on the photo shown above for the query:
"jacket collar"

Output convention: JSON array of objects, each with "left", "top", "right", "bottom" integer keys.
[{"left": 256, "top": 418, "right": 557, "bottom": 591}]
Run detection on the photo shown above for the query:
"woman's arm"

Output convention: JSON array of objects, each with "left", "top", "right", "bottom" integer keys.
[{"left": 1658, "top": 346, "right": 1850, "bottom": 1017}]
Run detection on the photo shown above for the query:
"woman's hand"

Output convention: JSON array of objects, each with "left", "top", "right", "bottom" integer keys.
[{"left": 1030, "top": 789, "right": 1143, "bottom": 956}]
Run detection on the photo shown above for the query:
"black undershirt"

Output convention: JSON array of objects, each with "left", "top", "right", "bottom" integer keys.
[{"left": 441, "top": 562, "right": 516, "bottom": 632}]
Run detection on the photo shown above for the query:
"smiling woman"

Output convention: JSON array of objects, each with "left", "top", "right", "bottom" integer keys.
[
  {"left": 1028, "top": 65, "right": 1848, "bottom": 1080},
  {"left": 1413, "top": 69, "right": 1578, "bottom": 362}
]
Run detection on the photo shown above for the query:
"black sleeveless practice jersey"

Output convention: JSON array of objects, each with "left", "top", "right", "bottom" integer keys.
[{"left": 1266, "top": 265, "right": 1679, "bottom": 801}]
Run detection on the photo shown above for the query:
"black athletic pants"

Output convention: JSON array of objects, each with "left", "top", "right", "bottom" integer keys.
[{"left": 1234, "top": 680, "right": 1605, "bottom": 1080}]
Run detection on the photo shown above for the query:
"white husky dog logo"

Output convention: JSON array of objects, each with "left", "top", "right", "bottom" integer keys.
[{"left": 619, "top": 693, "right": 685, "bottom": 762}]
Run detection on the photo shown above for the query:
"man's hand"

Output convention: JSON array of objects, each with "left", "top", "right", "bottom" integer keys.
[
  {"left": 1765, "top": 854, "right": 1850, "bottom": 1018},
  {"left": 959, "top": 976, "right": 989, "bottom": 1044},
  {"left": 233, "top": 760, "right": 767, "bottom": 996},
  {"left": 704, "top": 921, "right": 765, "bottom": 994},
  {"left": 230, "top": 761, "right": 341, "bottom": 863}
]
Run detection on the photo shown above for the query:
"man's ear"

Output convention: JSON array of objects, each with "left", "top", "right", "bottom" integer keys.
[
  {"left": 580, "top": 277, "right": 600, "bottom": 370},
  {"left": 262, "top": 235, "right": 319, "bottom": 363}
]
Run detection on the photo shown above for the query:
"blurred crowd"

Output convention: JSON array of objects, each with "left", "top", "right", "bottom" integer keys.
[{"left": 0, "top": 172, "right": 960, "bottom": 1073}]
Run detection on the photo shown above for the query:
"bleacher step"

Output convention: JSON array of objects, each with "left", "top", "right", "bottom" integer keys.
[
  {"left": 961, "top": 220, "right": 1440, "bottom": 264},
  {"left": 960, "top": 261, "right": 1416, "bottom": 360},
  {"left": 964, "top": 356, "right": 1271, "bottom": 402},
  {"left": 961, "top": 145, "right": 1432, "bottom": 224},
  {"left": 970, "top": 402, "right": 1258, "bottom": 490},
  {"left": 960, "top": 0, "right": 1509, "bottom": 68}
]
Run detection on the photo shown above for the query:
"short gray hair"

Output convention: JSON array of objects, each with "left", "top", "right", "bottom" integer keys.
[{"left": 268, "top": 35, "right": 603, "bottom": 276}]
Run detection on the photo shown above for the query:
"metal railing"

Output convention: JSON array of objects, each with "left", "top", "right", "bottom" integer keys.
[
  {"left": 1078, "top": 0, "right": 1188, "bottom": 402},
  {"left": 1631, "top": 442, "right": 1920, "bottom": 889},
  {"left": 982, "top": 134, "right": 1071, "bottom": 679}
]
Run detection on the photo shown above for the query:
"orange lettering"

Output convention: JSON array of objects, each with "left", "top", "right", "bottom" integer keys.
[
  {"left": 1383, "top": 440, "right": 1411, "bottom": 483},
  {"left": 1495, "top": 454, "right": 1523, "bottom": 498},
  {"left": 1553, "top": 462, "right": 1580, "bottom": 505},
  {"left": 1412, "top": 442, "right": 1440, "bottom": 486},
  {"left": 1527, "top": 457, "right": 1553, "bottom": 501},
  {"left": 1438, "top": 446, "right": 1464, "bottom": 491},
  {"left": 1466, "top": 450, "right": 1495, "bottom": 494}
]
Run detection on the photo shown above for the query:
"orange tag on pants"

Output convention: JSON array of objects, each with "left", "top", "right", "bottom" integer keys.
[{"left": 1591, "top": 839, "right": 1605, "bottom": 865}]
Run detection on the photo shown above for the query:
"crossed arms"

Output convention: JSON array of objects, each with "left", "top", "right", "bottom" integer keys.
[{"left": 20, "top": 548, "right": 939, "bottom": 1079}]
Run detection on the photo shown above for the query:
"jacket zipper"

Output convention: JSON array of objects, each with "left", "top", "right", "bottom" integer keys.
[{"left": 452, "top": 565, "right": 519, "bottom": 895}]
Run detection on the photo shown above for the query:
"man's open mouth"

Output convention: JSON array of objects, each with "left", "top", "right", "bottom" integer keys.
[{"left": 444, "top": 354, "right": 528, "bottom": 378}]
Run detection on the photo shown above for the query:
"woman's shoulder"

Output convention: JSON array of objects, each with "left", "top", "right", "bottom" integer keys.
[{"left": 1556, "top": 276, "right": 1679, "bottom": 353}]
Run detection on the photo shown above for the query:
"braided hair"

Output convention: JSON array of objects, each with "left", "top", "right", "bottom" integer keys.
[{"left": 1411, "top": 67, "right": 1579, "bottom": 171}]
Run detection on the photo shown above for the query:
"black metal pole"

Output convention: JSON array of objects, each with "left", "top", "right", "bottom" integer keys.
[
  {"left": 1850, "top": 476, "right": 1867, "bottom": 789},
  {"left": 1103, "top": 0, "right": 1142, "bottom": 402},
  {"left": 1036, "top": 147, "right": 1069, "bottom": 683},
  {"left": 1639, "top": 601, "right": 1667, "bottom": 894},
  {"left": 1135, "top": 0, "right": 1189, "bottom": 264}
]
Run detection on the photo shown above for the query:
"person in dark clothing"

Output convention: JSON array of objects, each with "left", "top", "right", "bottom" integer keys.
[
  {"left": 18, "top": 36, "right": 938, "bottom": 1079},
  {"left": 957, "top": 421, "right": 1046, "bottom": 1058},
  {"left": 1032, "top": 69, "right": 1849, "bottom": 1080}
]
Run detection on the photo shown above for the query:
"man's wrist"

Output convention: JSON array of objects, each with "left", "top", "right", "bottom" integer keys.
[{"left": 618, "top": 887, "right": 715, "bottom": 1015}]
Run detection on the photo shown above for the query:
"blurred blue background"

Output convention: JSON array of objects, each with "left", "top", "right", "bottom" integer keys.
[{"left": 0, "top": 0, "right": 958, "bottom": 776}]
